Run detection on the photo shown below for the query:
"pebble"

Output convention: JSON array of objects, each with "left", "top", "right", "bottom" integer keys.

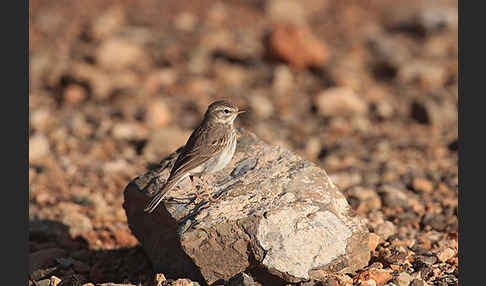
[
  {"left": 368, "top": 233, "right": 382, "bottom": 252},
  {"left": 144, "top": 69, "right": 177, "bottom": 94},
  {"left": 410, "top": 278, "right": 429, "bottom": 286},
  {"left": 143, "top": 128, "right": 191, "bottom": 163},
  {"left": 155, "top": 273, "right": 166, "bottom": 286},
  {"left": 90, "top": 6, "right": 125, "bottom": 40},
  {"left": 380, "top": 185, "right": 409, "bottom": 209},
  {"left": 375, "top": 221, "right": 397, "bottom": 240},
  {"left": 268, "top": 23, "right": 331, "bottom": 69},
  {"left": 412, "top": 177, "right": 434, "bottom": 193},
  {"left": 398, "top": 61, "right": 447, "bottom": 90},
  {"left": 315, "top": 87, "right": 368, "bottom": 117},
  {"left": 145, "top": 99, "right": 172, "bottom": 128},
  {"left": 96, "top": 37, "right": 148, "bottom": 72},
  {"left": 435, "top": 247, "right": 455, "bottom": 263},
  {"left": 30, "top": 108, "right": 53, "bottom": 131},
  {"left": 50, "top": 275, "right": 62, "bottom": 286},
  {"left": 273, "top": 65, "right": 294, "bottom": 95},
  {"left": 29, "top": 133, "right": 50, "bottom": 163},
  {"left": 112, "top": 122, "right": 145, "bottom": 141},
  {"left": 348, "top": 186, "right": 382, "bottom": 213},
  {"left": 395, "top": 272, "right": 413, "bottom": 286},
  {"left": 265, "top": 0, "right": 308, "bottom": 24},
  {"left": 175, "top": 12, "right": 197, "bottom": 32},
  {"left": 248, "top": 93, "right": 274, "bottom": 119},
  {"left": 63, "top": 84, "right": 86, "bottom": 105},
  {"left": 172, "top": 279, "right": 200, "bottom": 286}
]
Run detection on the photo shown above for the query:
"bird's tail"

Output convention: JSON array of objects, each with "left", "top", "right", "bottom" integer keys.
[{"left": 144, "top": 176, "right": 182, "bottom": 213}]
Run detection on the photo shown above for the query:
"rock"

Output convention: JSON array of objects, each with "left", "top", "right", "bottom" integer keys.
[
  {"left": 379, "top": 185, "right": 409, "bottom": 209},
  {"left": 50, "top": 276, "right": 62, "bottom": 286},
  {"left": 315, "top": 87, "right": 368, "bottom": 117},
  {"left": 395, "top": 272, "right": 413, "bottom": 286},
  {"left": 265, "top": 0, "right": 308, "bottom": 25},
  {"left": 398, "top": 61, "right": 447, "bottom": 90},
  {"left": 34, "top": 279, "right": 51, "bottom": 286},
  {"left": 90, "top": 6, "right": 126, "bottom": 40},
  {"left": 172, "top": 279, "right": 200, "bottom": 286},
  {"left": 435, "top": 247, "right": 455, "bottom": 263},
  {"left": 145, "top": 69, "right": 177, "bottom": 94},
  {"left": 82, "top": 283, "right": 95, "bottom": 286},
  {"left": 226, "top": 272, "right": 260, "bottom": 286},
  {"left": 272, "top": 65, "right": 294, "bottom": 95},
  {"left": 98, "top": 283, "right": 136, "bottom": 286},
  {"left": 63, "top": 84, "right": 86, "bottom": 105},
  {"left": 375, "top": 221, "right": 397, "bottom": 241},
  {"left": 155, "top": 273, "right": 167, "bottom": 286},
  {"left": 29, "top": 248, "right": 66, "bottom": 275},
  {"left": 248, "top": 93, "right": 274, "bottom": 119},
  {"left": 70, "top": 62, "right": 113, "bottom": 100},
  {"left": 174, "top": 12, "right": 197, "bottom": 32},
  {"left": 355, "top": 269, "right": 392, "bottom": 286},
  {"left": 368, "top": 233, "right": 382, "bottom": 252},
  {"left": 145, "top": 99, "right": 172, "bottom": 129},
  {"left": 58, "top": 202, "right": 93, "bottom": 237},
  {"left": 268, "top": 24, "right": 331, "bottom": 69},
  {"left": 30, "top": 108, "right": 54, "bottom": 132},
  {"left": 112, "top": 122, "right": 146, "bottom": 141},
  {"left": 142, "top": 127, "right": 192, "bottom": 163},
  {"left": 348, "top": 187, "right": 382, "bottom": 213},
  {"left": 96, "top": 37, "right": 149, "bottom": 72},
  {"left": 123, "top": 129, "right": 370, "bottom": 285},
  {"left": 411, "top": 177, "right": 434, "bottom": 193},
  {"left": 29, "top": 133, "right": 50, "bottom": 163},
  {"left": 410, "top": 278, "right": 430, "bottom": 286}
]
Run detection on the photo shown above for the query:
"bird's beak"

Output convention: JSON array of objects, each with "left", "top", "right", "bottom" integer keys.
[{"left": 237, "top": 110, "right": 246, "bottom": 115}]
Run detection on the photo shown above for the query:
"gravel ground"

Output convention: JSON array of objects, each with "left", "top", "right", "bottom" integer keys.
[{"left": 29, "top": 0, "right": 458, "bottom": 285}]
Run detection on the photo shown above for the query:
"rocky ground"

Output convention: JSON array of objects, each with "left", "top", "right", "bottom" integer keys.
[{"left": 29, "top": 0, "right": 458, "bottom": 285}]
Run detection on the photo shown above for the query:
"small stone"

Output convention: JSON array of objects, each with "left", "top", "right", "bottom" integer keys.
[
  {"left": 348, "top": 186, "right": 382, "bottom": 213},
  {"left": 29, "top": 133, "right": 50, "bottom": 163},
  {"left": 96, "top": 37, "right": 148, "bottom": 72},
  {"left": 435, "top": 247, "right": 455, "bottom": 263},
  {"left": 412, "top": 177, "right": 434, "bottom": 193},
  {"left": 265, "top": 0, "right": 308, "bottom": 25},
  {"left": 112, "top": 228, "right": 138, "bottom": 247},
  {"left": 145, "top": 99, "right": 172, "bottom": 128},
  {"left": 380, "top": 185, "right": 409, "bottom": 209},
  {"left": 172, "top": 279, "right": 200, "bottom": 286},
  {"left": 398, "top": 61, "right": 447, "bottom": 90},
  {"left": 82, "top": 283, "right": 95, "bottom": 286},
  {"left": 58, "top": 202, "right": 93, "bottom": 237},
  {"left": 268, "top": 23, "right": 331, "bottom": 69},
  {"left": 368, "top": 233, "right": 382, "bottom": 252},
  {"left": 30, "top": 108, "right": 53, "bottom": 131},
  {"left": 375, "top": 221, "right": 397, "bottom": 241},
  {"left": 355, "top": 269, "right": 392, "bottom": 286},
  {"left": 227, "top": 272, "right": 260, "bottom": 286},
  {"left": 214, "top": 63, "right": 247, "bottom": 87},
  {"left": 315, "top": 87, "right": 368, "bottom": 117},
  {"left": 145, "top": 69, "right": 177, "bottom": 94},
  {"left": 70, "top": 62, "right": 113, "bottom": 100},
  {"left": 273, "top": 65, "right": 294, "bottom": 95},
  {"left": 410, "top": 278, "right": 429, "bottom": 286},
  {"left": 395, "top": 272, "right": 413, "bottom": 286},
  {"left": 63, "top": 84, "right": 86, "bottom": 105},
  {"left": 112, "top": 123, "right": 145, "bottom": 141},
  {"left": 91, "top": 6, "right": 125, "bottom": 40},
  {"left": 35, "top": 279, "right": 51, "bottom": 286},
  {"left": 143, "top": 127, "right": 191, "bottom": 163},
  {"left": 155, "top": 273, "right": 166, "bottom": 286},
  {"left": 49, "top": 276, "right": 62, "bottom": 286},
  {"left": 175, "top": 12, "right": 197, "bottom": 32},
  {"left": 248, "top": 93, "right": 274, "bottom": 119}
]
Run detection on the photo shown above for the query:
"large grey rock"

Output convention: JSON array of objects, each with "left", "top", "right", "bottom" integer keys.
[{"left": 123, "top": 129, "right": 370, "bottom": 285}]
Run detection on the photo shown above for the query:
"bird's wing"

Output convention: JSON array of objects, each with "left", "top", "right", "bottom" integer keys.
[{"left": 168, "top": 124, "right": 231, "bottom": 179}]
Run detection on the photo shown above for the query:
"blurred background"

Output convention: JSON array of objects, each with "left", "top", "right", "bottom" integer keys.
[{"left": 29, "top": 0, "right": 458, "bottom": 285}]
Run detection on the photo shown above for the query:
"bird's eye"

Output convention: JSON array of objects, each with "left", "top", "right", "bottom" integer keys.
[{"left": 224, "top": 109, "right": 230, "bottom": 114}]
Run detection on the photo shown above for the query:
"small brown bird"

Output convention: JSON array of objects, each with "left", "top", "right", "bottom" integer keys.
[{"left": 144, "top": 100, "right": 244, "bottom": 213}]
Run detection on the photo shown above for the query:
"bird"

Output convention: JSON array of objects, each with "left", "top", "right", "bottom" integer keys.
[{"left": 144, "top": 100, "right": 245, "bottom": 213}]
